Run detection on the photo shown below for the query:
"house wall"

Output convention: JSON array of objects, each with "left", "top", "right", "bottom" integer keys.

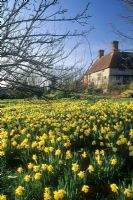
[
  {"left": 110, "top": 68, "right": 133, "bottom": 76},
  {"left": 88, "top": 68, "right": 133, "bottom": 88},
  {"left": 109, "top": 68, "right": 133, "bottom": 85},
  {"left": 88, "top": 68, "right": 110, "bottom": 88}
]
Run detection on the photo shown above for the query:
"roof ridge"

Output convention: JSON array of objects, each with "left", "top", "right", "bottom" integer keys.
[
  {"left": 107, "top": 52, "right": 114, "bottom": 68},
  {"left": 87, "top": 51, "right": 133, "bottom": 74}
]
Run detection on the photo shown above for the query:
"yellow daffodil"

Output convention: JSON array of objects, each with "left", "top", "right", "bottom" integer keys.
[
  {"left": 111, "top": 159, "right": 117, "bottom": 166},
  {"left": 78, "top": 171, "right": 85, "bottom": 179},
  {"left": 65, "top": 150, "right": 72, "bottom": 159},
  {"left": 72, "top": 163, "right": 79, "bottom": 172},
  {"left": 17, "top": 167, "right": 23, "bottom": 174},
  {"left": 87, "top": 165, "right": 94, "bottom": 173},
  {"left": 24, "top": 175, "right": 31, "bottom": 182},
  {"left": 44, "top": 187, "right": 51, "bottom": 200},
  {"left": 15, "top": 186, "right": 25, "bottom": 196},
  {"left": 33, "top": 165, "right": 39, "bottom": 172},
  {"left": 0, "top": 195, "right": 6, "bottom": 200},
  {"left": 81, "top": 151, "right": 87, "bottom": 158},
  {"left": 55, "top": 149, "right": 61, "bottom": 156},
  {"left": 28, "top": 162, "right": 33, "bottom": 170},
  {"left": 47, "top": 165, "right": 53, "bottom": 172},
  {"left": 81, "top": 185, "right": 90, "bottom": 193},
  {"left": 34, "top": 172, "right": 42, "bottom": 180},
  {"left": 123, "top": 188, "right": 132, "bottom": 198},
  {"left": 32, "top": 154, "right": 37, "bottom": 161},
  {"left": 110, "top": 183, "right": 118, "bottom": 193},
  {"left": 54, "top": 189, "right": 65, "bottom": 200}
]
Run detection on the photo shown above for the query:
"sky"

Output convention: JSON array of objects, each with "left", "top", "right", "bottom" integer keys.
[
  {"left": 57, "top": 0, "right": 133, "bottom": 69},
  {"left": 87, "top": 0, "right": 133, "bottom": 53}
]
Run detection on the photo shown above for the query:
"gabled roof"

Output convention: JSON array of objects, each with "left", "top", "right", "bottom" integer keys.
[{"left": 88, "top": 51, "right": 133, "bottom": 75}]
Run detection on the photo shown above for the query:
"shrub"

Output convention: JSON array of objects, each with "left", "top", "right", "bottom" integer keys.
[
  {"left": 120, "top": 89, "right": 133, "bottom": 98},
  {"left": 86, "top": 84, "right": 103, "bottom": 95},
  {"left": 128, "top": 81, "right": 133, "bottom": 90}
]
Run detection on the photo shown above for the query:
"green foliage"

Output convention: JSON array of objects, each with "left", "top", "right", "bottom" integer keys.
[
  {"left": 45, "top": 91, "right": 71, "bottom": 99},
  {"left": 120, "top": 90, "right": 133, "bottom": 98},
  {"left": 85, "top": 83, "right": 103, "bottom": 95},
  {"left": 128, "top": 82, "right": 133, "bottom": 90}
]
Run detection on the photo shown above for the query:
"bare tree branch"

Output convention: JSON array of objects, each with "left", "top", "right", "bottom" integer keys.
[{"left": 0, "top": 0, "right": 91, "bottom": 97}]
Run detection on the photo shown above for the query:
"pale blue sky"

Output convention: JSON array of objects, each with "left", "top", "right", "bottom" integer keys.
[
  {"left": 88, "top": 0, "right": 132, "bottom": 53},
  {"left": 56, "top": 0, "right": 132, "bottom": 68}
]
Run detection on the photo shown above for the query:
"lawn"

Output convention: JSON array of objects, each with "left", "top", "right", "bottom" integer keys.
[{"left": 0, "top": 99, "right": 133, "bottom": 200}]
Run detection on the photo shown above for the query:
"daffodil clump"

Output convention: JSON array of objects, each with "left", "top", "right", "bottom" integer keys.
[{"left": 0, "top": 99, "right": 133, "bottom": 199}]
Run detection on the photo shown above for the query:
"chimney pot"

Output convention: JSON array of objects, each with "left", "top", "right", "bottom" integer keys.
[
  {"left": 99, "top": 49, "right": 104, "bottom": 58},
  {"left": 112, "top": 41, "right": 119, "bottom": 52}
]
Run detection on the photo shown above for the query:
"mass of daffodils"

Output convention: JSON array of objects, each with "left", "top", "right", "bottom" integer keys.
[{"left": 0, "top": 99, "right": 133, "bottom": 200}]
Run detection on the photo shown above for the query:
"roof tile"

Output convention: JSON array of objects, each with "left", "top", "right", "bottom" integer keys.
[{"left": 88, "top": 52, "right": 133, "bottom": 74}]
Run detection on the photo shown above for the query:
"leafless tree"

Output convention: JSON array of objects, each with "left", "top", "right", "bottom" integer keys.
[
  {"left": 0, "top": 0, "right": 91, "bottom": 96},
  {"left": 114, "top": 0, "right": 133, "bottom": 45}
]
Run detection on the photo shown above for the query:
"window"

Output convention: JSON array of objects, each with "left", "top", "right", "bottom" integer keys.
[
  {"left": 97, "top": 73, "right": 102, "bottom": 80},
  {"left": 116, "top": 76, "right": 121, "bottom": 80},
  {"left": 119, "top": 67, "right": 125, "bottom": 71},
  {"left": 123, "top": 76, "right": 131, "bottom": 84},
  {"left": 89, "top": 76, "right": 93, "bottom": 83}
]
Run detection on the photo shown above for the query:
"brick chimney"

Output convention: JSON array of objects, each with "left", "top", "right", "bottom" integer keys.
[
  {"left": 99, "top": 49, "right": 104, "bottom": 58},
  {"left": 112, "top": 41, "right": 119, "bottom": 52},
  {"left": 83, "top": 75, "right": 88, "bottom": 87}
]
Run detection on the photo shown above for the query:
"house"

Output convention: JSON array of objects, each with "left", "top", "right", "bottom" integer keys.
[{"left": 83, "top": 41, "right": 133, "bottom": 89}]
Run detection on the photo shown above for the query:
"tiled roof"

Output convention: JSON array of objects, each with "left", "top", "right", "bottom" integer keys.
[{"left": 88, "top": 51, "right": 133, "bottom": 74}]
